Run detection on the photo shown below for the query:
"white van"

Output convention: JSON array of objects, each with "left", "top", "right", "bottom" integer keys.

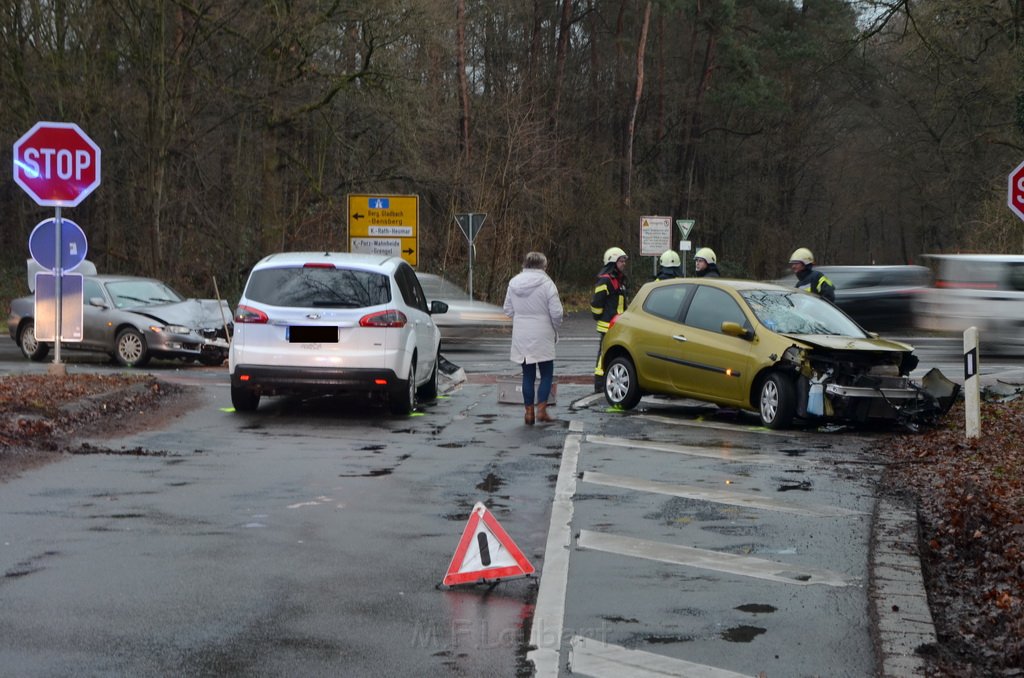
[{"left": 914, "top": 254, "right": 1024, "bottom": 347}]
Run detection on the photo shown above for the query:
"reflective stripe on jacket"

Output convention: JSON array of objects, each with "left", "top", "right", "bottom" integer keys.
[
  {"left": 795, "top": 268, "right": 835, "bottom": 302},
  {"left": 590, "top": 268, "right": 627, "bottom": 333}
]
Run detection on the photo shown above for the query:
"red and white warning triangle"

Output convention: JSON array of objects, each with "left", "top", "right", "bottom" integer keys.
[{"left": 442, "top": 502, "right": 535, "bottom": 587}]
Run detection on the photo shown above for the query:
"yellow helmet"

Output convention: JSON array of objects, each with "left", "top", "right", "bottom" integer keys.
[
  {"left": 603, "top": 247, "right": 628, "bottom": 265},
  {"left": 789, "top": 247, "right": 814, "bottom": 265},
  {"left": 659, "top": 250, "right": 681, "bottom": 267},
  {"left": 694, "top": 247, "right": 717, "bottom": 265}
]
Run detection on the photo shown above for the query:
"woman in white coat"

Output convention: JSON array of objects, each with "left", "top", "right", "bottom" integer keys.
[{"left": 503, "top": 251, "right": 564, "bottom": 425}]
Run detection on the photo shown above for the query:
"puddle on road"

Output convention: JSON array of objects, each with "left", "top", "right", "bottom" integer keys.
[
  {"left": 736, "top": 603, "right": 777, "bottom": 614},
  {"left": 476, "top": 473, "right": 505, "bottom": 493},
  {"left": 359, "top": 444, "right": 386, "bottom": 452},
  {"left": 641, "top": 634, "right": 694, "bottom": 644},
  {"left": 777, "top": 480, "right": 813, "bottom": 492},
  {"left": 720, "top": 625, "right": 767, "bottom": 642},
  {"left": 71, "top": 443, "right": 182, "bottom": 458},
  {"left": 600, "top": 615, "right": 639, "bottom": 624}
]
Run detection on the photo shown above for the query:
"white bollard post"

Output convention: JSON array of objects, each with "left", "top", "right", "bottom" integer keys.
[{"left": 963, "top": 327, "right": 980, "bottom": 439}]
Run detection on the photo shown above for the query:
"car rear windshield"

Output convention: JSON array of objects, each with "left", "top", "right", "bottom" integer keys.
[{"left": 245, "top": 267, "right": 392, "bottom": 308}]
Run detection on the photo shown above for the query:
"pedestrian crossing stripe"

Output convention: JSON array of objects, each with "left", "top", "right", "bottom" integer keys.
[{"left": 442, "top": 502, "right": 535, "bottom": 587}]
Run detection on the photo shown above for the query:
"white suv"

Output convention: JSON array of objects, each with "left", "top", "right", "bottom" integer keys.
[{"left": 229, "top": 252, "right": 447, "bottom": 414}]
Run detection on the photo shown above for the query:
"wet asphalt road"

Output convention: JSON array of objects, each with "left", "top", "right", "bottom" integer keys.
[{"left": 0, "top": 318, "right": 1016, "bottom": 676}]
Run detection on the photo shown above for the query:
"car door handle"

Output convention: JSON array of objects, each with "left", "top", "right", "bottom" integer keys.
[{"left": 672, "top": 334, "right": 687, "bottom": 342}]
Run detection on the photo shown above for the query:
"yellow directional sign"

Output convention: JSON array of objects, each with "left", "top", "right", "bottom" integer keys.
[{"left": 348, "top": 194, "right": 419, "bottom": 266}]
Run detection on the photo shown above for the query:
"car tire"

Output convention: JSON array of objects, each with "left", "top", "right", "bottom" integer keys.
[
  {"left": 391, "top": 359, "right": 417, "bottom": 415},
  {"left": 417, "top": 351, "right": 439, "bottom": 402},
  {"left": 115, "top": 327, "right": 151, "bottom": 367},
  {"left": 605, "top": 355, "right": 642, "bottom": 410},
  {"left": 18, "top": 320, "right": 50, "bottom": 362},
  {"left": 198, "top": 353, "right": 225, "bottom": 366},
  {"left": 759, "top": 372, "right": 796, "bottom": 429},
  {"left": 231, "top": 384, "right": 260, "bottom": 412}
]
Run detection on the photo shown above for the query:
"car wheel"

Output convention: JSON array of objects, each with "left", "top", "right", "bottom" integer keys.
[
  {"left": 391, "top": 360, "right": 417, "bottom": 415},
  {"left": 231, "top": 384, "right": 260, "bottom": 412},
  {"left": 605, "top": 355, "right": 642, "bottom": 410},
  {"left": 759, "top": 372, "right": 796, "bottom": 430},
  {"left": 115, "top": 328, "right": 151, "bottom": 367},
  {"left": 18, "top": 320, "right": 50, "bottom": 362},
  {"left": 416, "top": 351, "right": 439, "bottom": 402}
]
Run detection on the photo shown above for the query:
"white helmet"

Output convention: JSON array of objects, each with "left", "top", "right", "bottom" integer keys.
[
  {"left": 789, "top": 247, "right": 814, "bottom": 265},
  {"left": 603, "top": 247, "right": 628, "bottom": 265},
  {"left": 694, "top": 247, "right": 717, "bottom": 265},
  {"left": 659, "top": 250, "right": 681, "bottom": 267}
]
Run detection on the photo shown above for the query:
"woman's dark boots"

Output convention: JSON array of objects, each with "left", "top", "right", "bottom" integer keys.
[{"left": 524, "top": 405, "right": 535, "bottom": 425}]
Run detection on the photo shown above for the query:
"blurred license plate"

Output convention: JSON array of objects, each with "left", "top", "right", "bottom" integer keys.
[{"left": 288, "top": 326, "right": 338, "bottom": 343}]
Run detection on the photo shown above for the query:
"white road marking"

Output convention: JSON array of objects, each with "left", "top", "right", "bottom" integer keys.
[
  {"left": 638, "top": 412, "right": 792, "bottom": 435},
  {"left": 583, "top": 470, "right": 865, "bottom": 517},
  {"left": 569, "top": 636, "right": 753, "bottom": 678},
  {"left": 527, "top": 431, "right": 582, "bottom": 677},
  {"left": 577, "top": 530, "right": 856, "bottom": 587},
  {"left": 586, "top": 434, "right": 794, "bottom": 465}
]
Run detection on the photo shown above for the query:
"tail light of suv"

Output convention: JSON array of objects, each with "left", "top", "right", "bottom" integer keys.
[
  {"left": 235, "top": 305, "right": 269, "bottom": 324},
  {"left": 359, "top": 310, "right": 408, "bottom": 328}
]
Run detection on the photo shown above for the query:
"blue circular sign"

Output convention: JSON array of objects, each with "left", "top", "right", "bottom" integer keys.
[{"left": 28, "top": 217, "right": 88, "bottom": 271}]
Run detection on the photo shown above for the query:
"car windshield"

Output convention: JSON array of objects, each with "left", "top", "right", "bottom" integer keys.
[
  {"left": 245, "top": 267, "right": 391, "bottom": 308},
  {"left": 105, "top": 280, "right": 184, "bottom": 308},
  {"left": 741, "top": 289, "right": 867, "bottom": 337}
]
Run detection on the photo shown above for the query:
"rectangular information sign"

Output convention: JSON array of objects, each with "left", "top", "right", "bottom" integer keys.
[
  {"left": 33, "top": 272, "right": 84, "bottom": 342},
  {"left": 640, "top": 216, "right": 672, "bottom": 257},
  {"left": 348, "top": 194, "right": 419, "bottom": 266}
]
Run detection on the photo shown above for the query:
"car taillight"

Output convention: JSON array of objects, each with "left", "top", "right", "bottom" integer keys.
[
  {"left": 234, "top": 305, "right": 269, "bottom": 324},
  {"left": 360, "top": 310, "right": 407, "bottom": 328},
  {"left": 608, "top": 313, "right": 621, "bottom": 330}
]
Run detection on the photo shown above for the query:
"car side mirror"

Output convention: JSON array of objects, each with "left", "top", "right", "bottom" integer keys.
[
  {"left": 721, "top": 321, "right": 751, "bottom": 340},
  {"left": 89, "top": 296, "right": 108, "bottom": 309},
  {"left": 430, "top": 300, "right": 449, "bottom": 314}
]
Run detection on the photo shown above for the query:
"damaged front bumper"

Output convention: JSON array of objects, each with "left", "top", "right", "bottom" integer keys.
[{"left": 802, "top": 367, "right": 959, "bottom": 426}]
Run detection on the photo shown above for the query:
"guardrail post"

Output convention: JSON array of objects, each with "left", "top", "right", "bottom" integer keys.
[{"left": 964, "top": 327, "right": 980, "bottom": 439}]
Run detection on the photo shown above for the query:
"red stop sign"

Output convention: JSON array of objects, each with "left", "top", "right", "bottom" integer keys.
[
  {"left": 13, "top": 122, "right": 101, "bottom": 207},
  {"left": 1008, "top": 160, "right": 1024, "bottom": 222}
]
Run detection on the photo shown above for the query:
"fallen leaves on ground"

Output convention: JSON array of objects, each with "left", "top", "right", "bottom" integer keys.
[
  {"left": 884, "top": 397, "right": 1024, "bottom": 676},
  {"left": 0, "top": 374, "right": 175, "bottom": 475}
]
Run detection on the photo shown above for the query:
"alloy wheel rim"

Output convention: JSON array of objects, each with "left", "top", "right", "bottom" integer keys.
[
  {"left": 608, "top": 364, "right": 628, "bottom": 402},
  {"left": 761, "top": 381, "right": 778, "bottom": 422},
  {"left": 23, "top": 325, "right": 38, "bottom": 354},
  {"left": 121, "top": 335, "right": 142, "bottom": 362}
]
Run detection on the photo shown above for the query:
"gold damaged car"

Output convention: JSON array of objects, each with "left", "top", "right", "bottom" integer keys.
[{"left": 598, "top": 278, "right": 958, "bottom": 429}]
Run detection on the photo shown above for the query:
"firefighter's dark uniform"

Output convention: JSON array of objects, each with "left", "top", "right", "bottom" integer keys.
[{"left": 590, "top": 264, "right": 628, "bottom": 389}]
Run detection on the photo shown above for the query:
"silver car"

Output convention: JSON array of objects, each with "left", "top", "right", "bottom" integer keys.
[
  {"left": 7, "top": 275, "right": 233, "bottom": 367},
  {"left": 229, "top": 252, "right": 448, "bottom": 414},
  {"left": 416, "top": 273, "right": 511, "bottom": 341}
]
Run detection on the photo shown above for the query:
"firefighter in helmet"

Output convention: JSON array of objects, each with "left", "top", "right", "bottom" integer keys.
[
  {"left": 789, "top": 247, "right": 835, "bottom": 302},
  {"left": 590, "top": 247, "right": 629, "bottom": 392},
  {"left": 694, "top": 248, "right": 720, "bottom": 278},
  {"left": 656, "top": 250, "right": 683, "bottom": 280}
]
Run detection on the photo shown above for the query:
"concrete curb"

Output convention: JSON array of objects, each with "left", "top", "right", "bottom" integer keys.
[{"left": 871, "top": 497, "right": 937, "bottom": 677}]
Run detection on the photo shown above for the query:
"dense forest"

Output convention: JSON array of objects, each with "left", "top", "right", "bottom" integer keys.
[{"left": 2, "top": 0, "right": 1023, "bottom": 303}]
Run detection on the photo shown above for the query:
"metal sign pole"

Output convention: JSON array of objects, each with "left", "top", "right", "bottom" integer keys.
[
  {"left": 468, "top": 213, "right": 474, "bottom": 301},
  {"left": 53, "top": 206, "right": 63, "bottom": 366}
]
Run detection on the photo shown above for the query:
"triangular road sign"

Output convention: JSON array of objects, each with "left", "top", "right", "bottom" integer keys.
[{"left": 442, "top": 502, "right": 535, "bottom": 587}]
